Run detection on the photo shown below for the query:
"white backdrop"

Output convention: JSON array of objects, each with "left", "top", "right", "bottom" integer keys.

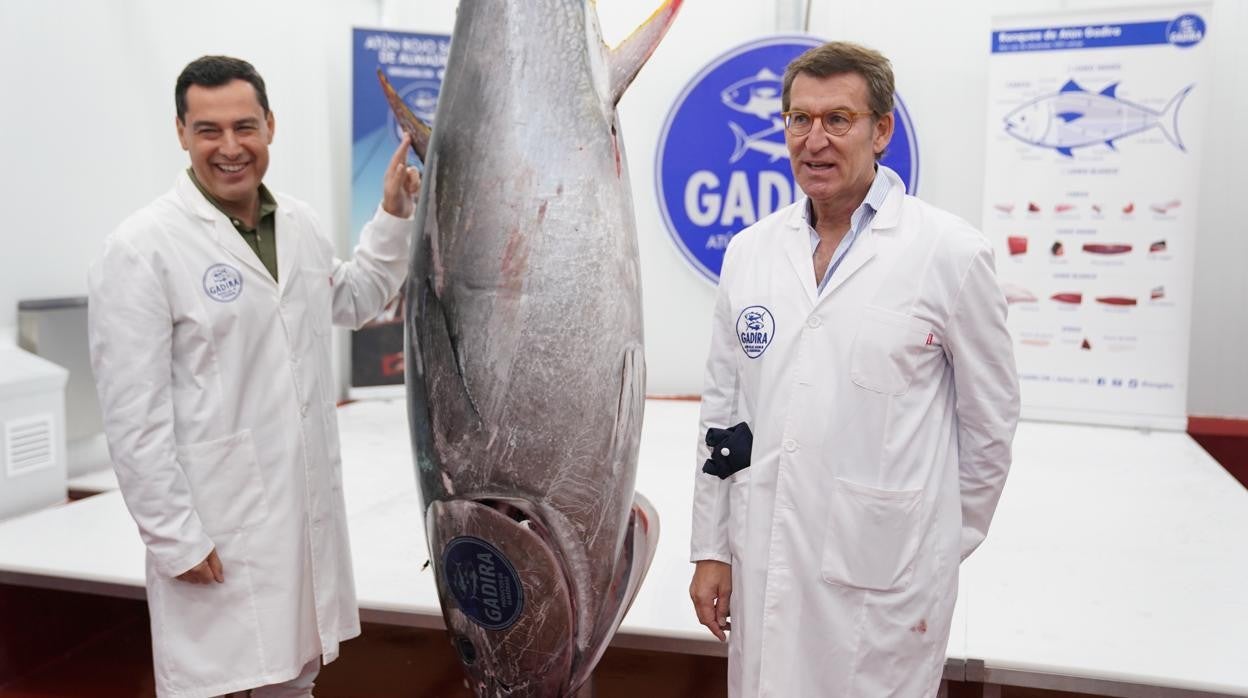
[{"left": 0, "top": 0, "right": 1244, "bottom": 419}]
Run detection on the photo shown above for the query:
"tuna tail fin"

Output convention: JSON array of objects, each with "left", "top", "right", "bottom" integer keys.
[
  {"left": 727, "top": 121, "right": 752, "bottom": 164},
  {"left": 1158, "top": 84, "right": 1194, "bottom": 152},
  {"left": 607, "top": 0, "right": 683, "bottom": 105},
  {"left": 377, "top": 69, "right": 432, "bottom": 162}
]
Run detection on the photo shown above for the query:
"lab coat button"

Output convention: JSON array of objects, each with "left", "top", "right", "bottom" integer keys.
[
  {"left": 782, "top": 439, "right": 797, "bottom": 452},
  {"left": 300, "top": 404, "right": 309, "bottom": 417},
  {"left": 807, "top": 315, "right": 822, "bottom": 329}
]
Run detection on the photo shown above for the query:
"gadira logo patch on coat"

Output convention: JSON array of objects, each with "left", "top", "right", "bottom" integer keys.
[
  {"left": 737, "top": 305, "right": 775, "bottom": 358},
  {"left": 203, "top": 264, "right": 243, "bottom": 302},
  {"left": 442, "top": 537, "right": 524, "bottom": 631}
]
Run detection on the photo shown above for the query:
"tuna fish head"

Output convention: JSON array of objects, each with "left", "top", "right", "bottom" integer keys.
[
  {"left": 400, "top": 1, "right": 680, "bottom": 696},
  {"left": 721, "top": 68, "right": 783, "bottom": 120},
  {"left": 1003, "top": 99, "right": 1052, "bottom": 145}
]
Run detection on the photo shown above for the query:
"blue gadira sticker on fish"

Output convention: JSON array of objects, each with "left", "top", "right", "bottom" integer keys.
[
  {"left": 656, "top": 35, "right": 920, "bottom": 284},
  {"left": 737, "top": 305, "right": 775, "bottom": 359},
  {"left": 1004, "top": 79, "right": 1194, "bottom": 157},
  {"left": 203, "top": 264, "right": 243, "bottom": 302},
  {"left": 442, "top": 537, "right": 524, "bottom": 631}
]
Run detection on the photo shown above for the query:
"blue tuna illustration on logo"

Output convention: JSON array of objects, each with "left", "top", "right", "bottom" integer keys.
[
  {"left": 1004, "top": 79, "right": 1194, "bottom": 157},
  {"left": 722, "top": 68, "right": 787, "bottom": 163}
]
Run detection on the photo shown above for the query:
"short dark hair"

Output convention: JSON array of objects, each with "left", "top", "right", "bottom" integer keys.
[
  {"left": 781, "top": 41, "right": 894, "bottom": 116},
  {"left": 175, "top": 55, "right": 270, "bottom": 122}
]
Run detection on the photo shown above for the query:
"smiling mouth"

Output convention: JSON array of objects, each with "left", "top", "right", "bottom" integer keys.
[
  {"left": 214, "top": 162, "right": 249, "bottom": 174},
  {"left": 805, "top": 162, "right": 835, "bottom": 172}
]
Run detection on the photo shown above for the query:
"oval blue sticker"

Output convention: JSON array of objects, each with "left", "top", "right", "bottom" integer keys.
[
  {"left": 656, "top": 35, "right": 920, "bottom": 284},
  {"left": 442, "top": 537, "right": 524, "bottom": 631},
  {"left": 737, "top": 305, "right": 775, "bottom": 359},
  {"left": 203, "top": 263, "right": 243, "bottom": 302}
]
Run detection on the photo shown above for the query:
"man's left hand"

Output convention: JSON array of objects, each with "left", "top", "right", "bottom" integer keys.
[{"left": 382, "top": 134, "right": 422, "bottom": 219}]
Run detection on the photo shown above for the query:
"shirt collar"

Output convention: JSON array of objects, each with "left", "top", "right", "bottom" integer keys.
[
  {"left": 186, "top": 167, "right": 277, "bottom": 230},
  {"left": 801, "top": 165, "right": 892, "bottom": 229}
]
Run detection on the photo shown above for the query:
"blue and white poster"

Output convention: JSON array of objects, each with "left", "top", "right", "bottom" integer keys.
[
  {"left": 350, "top": 28, "right": 448, "bottom": 388},
  {"left": 982, "top": 5, "right": 1212, "bottom": 429},
  {"left": 655, "top": 35, "right": 920, "bottom": 284}
]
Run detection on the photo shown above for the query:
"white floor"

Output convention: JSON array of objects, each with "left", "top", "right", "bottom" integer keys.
[{"left": 1, "top": 399, "right": 1246, "bottom": 695}]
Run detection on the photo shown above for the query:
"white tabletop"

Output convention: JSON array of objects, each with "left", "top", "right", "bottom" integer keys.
[
  {"left": 961, "top": 421, "right": 1248, "bottom": 695},
  {"left": 2, "top": 399, "right": 1244, "bottom": 692}
]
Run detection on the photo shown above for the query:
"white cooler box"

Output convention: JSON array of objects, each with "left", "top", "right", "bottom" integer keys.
[{"left": 0, "top": 347, "right": 68, "bottom": 520}]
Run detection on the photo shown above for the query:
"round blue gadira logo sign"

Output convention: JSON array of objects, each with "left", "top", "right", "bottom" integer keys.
[
  {"left": 656, "top": 35, "right": 920, "bottom": 284},
  {"left": 442, "top": 536, "right": 524, "bottom": 631},
  {"left": 737, "top": 305, "right": 775, "bottom": 359},
  {"left": 202, "top": 263, "right": 243, "bottom": 302},
  {"left": 1166, "top": 14, "right": 1205, "bottom": 48}
]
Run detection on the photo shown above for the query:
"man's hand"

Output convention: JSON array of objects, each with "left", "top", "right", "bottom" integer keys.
[
  {"left": 176, "top": 548, "right": 224, "bottom": 584},
  {"left": 690, "top": 559, "right": 732, "bottom": 642},
  {"left": 381, "top": 134, "right": 423, "bottom": 219}
]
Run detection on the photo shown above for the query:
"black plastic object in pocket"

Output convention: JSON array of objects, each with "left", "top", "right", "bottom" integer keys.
[{"left": 702, "top": 422, "right": 753, "bottom": 479}]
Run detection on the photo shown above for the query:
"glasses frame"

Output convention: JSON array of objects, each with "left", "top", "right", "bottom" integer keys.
[{"left": 781, "top": 109, "right": 876, "bottom": 137}]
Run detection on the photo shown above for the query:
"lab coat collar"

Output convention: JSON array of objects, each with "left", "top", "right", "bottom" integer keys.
[
  {"left": 781, "top": 165, "right": 906, "bottom": 303},
  {"left": 175, "top": 171, "right": 292, "bottom": 292}
]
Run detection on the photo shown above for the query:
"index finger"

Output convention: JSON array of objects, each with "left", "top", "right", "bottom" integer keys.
[{"left": 388, "top": 134, "right": 412, "bottom": 172}]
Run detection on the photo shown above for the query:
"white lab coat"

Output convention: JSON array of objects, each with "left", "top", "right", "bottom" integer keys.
[
  {"left": 691, "top": 166, "right": 1019, "bottom": 697},
  {"left": 88, "top": 171, "right": 410, "bottom": 698}
]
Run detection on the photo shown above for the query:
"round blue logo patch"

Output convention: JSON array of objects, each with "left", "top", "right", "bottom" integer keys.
[
  {"left": 442, "top": 537, "right": 524, "bottom": 631},
  {"left": 737, "top": 305, "right": 775, "bottom": 359},
  {"left": 656, "top": 35, "right": 920, "bottom": 284},
  {"left": 1166, "top": 14, "right": 1205, "bottom": 48},
  {"left": 203, "top": 264, "right": 243, "bottom": 302}
]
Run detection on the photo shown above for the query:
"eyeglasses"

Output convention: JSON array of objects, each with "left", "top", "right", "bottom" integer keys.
[{"left": 781, "top": 109, "right": 875, "bottom": 137}]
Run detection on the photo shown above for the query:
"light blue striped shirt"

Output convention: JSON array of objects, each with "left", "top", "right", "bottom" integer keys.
[{"left": 806, "top": 168, "right": 893, "bottom": 293}]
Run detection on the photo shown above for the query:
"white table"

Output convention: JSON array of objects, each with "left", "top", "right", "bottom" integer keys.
[{"left": 1, "top": 399, "right": 1243, "bottom": 695}]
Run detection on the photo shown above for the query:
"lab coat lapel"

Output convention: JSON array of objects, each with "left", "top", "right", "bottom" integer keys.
[
  {"left": 814, "top": 167, "right": 904, "bottom": 301},
  {"left": 275, "top": 207, "right": 299, "bottom": 296},
  {"left": 780, "top": 200, "right": 818, "bottom": 307},
  {"left": 175, "top": 172, "right": 275, "bottom": 285}
]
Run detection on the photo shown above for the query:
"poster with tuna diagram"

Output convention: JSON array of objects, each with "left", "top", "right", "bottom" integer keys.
[{"left": 982, "top": 5, "right": 1211, "bottom": 430}]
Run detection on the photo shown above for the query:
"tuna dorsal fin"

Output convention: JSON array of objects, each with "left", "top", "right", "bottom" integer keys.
[
  {"left": 376, "top": 69, "right": 432, "bottom": 162},
  {"left": 607, "top": 0, "right": 683, "bottom": 105},
  {"left": 1059, "top": 79, "right": 1086, "bottom": 94},
  {"left": 1099, "top": 82, "right": 1120, "bottom": 98}
]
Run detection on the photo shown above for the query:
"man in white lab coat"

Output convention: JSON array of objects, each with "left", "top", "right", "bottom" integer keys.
[
  {"left": 689, "top": 42, "right": 1020, "bottom": 697},
  {"left": 88, "top": 56, "right": 420, "bottom": 697}
]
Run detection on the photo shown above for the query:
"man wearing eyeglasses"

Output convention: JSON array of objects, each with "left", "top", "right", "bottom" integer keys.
[{"left": 689, "top": 42, "right": 1019, "bottom": 697}]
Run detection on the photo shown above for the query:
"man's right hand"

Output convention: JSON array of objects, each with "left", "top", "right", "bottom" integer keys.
[
  {"left": 176, "top": 548, "right": 224, "bottom": 584},
  {"left": 690, "top": 559, "right": 732, "bottom": 642}
]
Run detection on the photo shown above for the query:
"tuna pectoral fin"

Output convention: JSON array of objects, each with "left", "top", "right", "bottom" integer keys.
[
  {"left": 1158, "top": 84, "right": 1194, "bottom": 152},
  {"left": 376, "top": 69, "right": 432, "bottom": 162},
  {"left": 607, "top": 0, "right": 683, "bottom": 105},
  {"left": 568, "top": 493, "right": 661, "bottom": 693}
]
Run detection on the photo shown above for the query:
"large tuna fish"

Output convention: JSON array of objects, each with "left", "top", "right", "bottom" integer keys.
[{"left": 394, "top": 1, "right": 681, "bottom": 695}]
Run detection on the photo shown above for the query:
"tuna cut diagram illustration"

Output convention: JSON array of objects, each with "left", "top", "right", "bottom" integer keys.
[
  {"left": 1003, "top": 79, "right": 1194, "bottom": 157},
  {"left": 388, "top": 1, "right": 682, "bottom": 696}
]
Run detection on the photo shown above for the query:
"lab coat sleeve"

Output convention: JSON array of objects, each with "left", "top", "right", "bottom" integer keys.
[
  {"left": 327, "top": 205, "right": 414, "bottom": 329},
  {"left": 944, "top": 242, "right": 1020, "bottom": 561},
  {"left": 88, "top": 235, "right": 214, "bottom": 578},
  {"left": 690, "top": 242, "right": 740, "bottom": 564}
]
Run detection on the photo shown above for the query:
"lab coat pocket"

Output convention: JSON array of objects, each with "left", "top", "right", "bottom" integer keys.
[
  {"left": 821, "top": 477, "right": 923, "bottom": 592},
  {"left": 301, "top": 265, "right": 333, "bottom": 336},
  {"left": 849, "top": 306, "right": 931, "bottom": 396},
  {"left": 176, "top": 430, "right": 269, "bottom": 536},
  {"left": 323, "top": 401, "right": 344, "bottom": 493},
  {"left": 727, "top": 471, "right": 751, "bottom": 563}
]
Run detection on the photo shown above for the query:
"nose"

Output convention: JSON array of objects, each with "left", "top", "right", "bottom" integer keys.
[
  {"left": 804, "top": 121, "right": 832, "bottom": 153},
  {"left": 220, "top": 129, "right": 243, "bottom": 157}
]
